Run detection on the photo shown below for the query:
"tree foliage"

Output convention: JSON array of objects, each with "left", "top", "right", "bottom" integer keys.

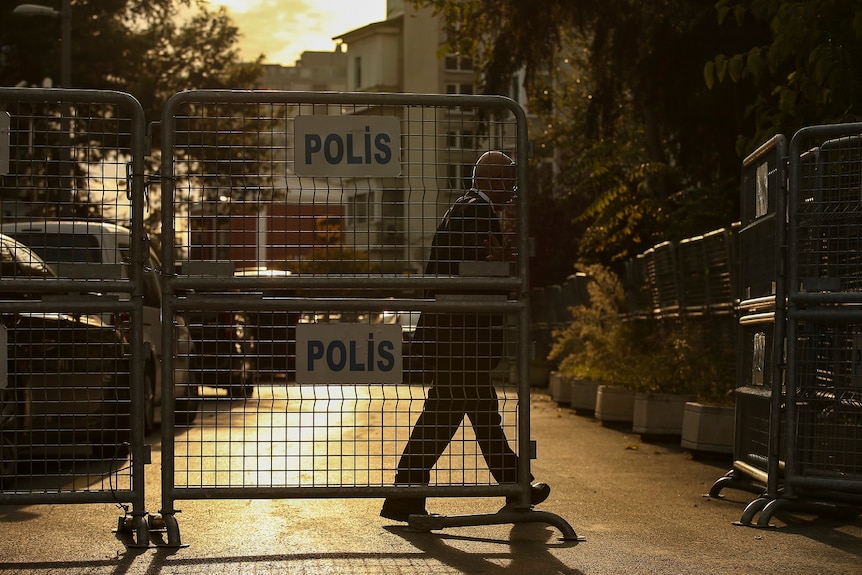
[
  {"left": 415, "top": 0, "right": 767, "bottom": 278},
  {"left": 706, "top": 0, "right": 862, "bottom": 152},
  {"left": 1, "top": 0, "right": 262, "bottom": 120},
  {"left": 1, "top": 1, "right": 264, "bottom": 221},
  {"left": 549, "top": 263, "right": 736, "bottom": 403}
]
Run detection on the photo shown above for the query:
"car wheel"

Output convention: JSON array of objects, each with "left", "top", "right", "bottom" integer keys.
[{"left": 174, "top": 373, "right": 200, "bottom": 427}]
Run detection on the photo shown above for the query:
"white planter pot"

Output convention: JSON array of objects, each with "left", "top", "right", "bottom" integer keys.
[
  {"left": 548, "top": 371, "right": 572, "bottom": 405},
  {"left": 570, "top": 378, "right": 602, "bottom": 415},
  {"left": 680, "top": 401, "right": 735, "bottom": 455},
  {"left": 595, "top": 385, "right": 636, "bottom": 427},
  {"left": 632, "top": 392, "right": 696, "bottom": 438}
]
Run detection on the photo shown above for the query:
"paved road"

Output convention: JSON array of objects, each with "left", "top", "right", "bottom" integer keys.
[{"left": 1, "top": 391, "right": 860, "bottom": 575}]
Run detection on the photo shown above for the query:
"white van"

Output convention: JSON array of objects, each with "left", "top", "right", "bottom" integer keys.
[{"left": 0, "top": 219, "right": 198, "bottom": 431}]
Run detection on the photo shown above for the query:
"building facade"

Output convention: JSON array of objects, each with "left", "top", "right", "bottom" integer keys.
[{"left": 210, "top": 0, "right": 530, "bottom": 272}]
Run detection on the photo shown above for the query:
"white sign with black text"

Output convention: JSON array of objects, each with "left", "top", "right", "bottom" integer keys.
[
  {"left": 296, "top": 323, "right": 403, "bottom": 384},
  {"left": 293, "top": 115, "right": 401, "bottom": 177}
]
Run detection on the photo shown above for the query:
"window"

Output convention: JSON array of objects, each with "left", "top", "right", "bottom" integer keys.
[
  {"left": 352, "top": 192, "right": 373, "bottom": 223},
  {"left": 9, "top": 233, "right": 101, "bottom": 263},
  {"left": 354, "top": 57, "right": 362, "bottom": 89},
  {"left": 1, "top": 245, "right": 47, "bottom": 278},
  {"left": 446, "top": 83, "right": 474, "bottom": 95},
  {"left": 447, "top": 163, "right": 473, "bottom": 190},
  {"left": 444, "top": 54, "right": 474, "bottom": 71},
  {"left": 446, "top": 129, "right": 475, "bottom": 150},
  {"left": 381, "top": 190, "right": 404, "bottom": 244}
]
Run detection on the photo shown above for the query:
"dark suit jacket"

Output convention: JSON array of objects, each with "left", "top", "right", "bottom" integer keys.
[{"left": 410, "top": 190, "right": 505, "bottom": 376}]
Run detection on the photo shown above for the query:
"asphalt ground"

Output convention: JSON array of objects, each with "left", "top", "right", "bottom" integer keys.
[{"left": 1, "top": 391, "right": 861, "bottom": 575}]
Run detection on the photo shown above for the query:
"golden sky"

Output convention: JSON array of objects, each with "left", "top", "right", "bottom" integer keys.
[{"left": 208, "top": 0, "right": 388, "bottom": 65}]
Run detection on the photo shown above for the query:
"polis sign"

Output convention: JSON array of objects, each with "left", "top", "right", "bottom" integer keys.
[
  {"left": 296, "top": 323, "right": 403, "bottom": 384},
  {"left": 294, "top": 115, "right": 401, "bottom": 177}
]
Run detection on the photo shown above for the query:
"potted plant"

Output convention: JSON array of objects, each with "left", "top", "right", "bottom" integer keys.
[
  {"left": 547, "top": 370, "right": 603, "bottom": 414},
  {"left": 548, "top": 370, "right": 574, "bottom": 406},
  {"left": 548, "top": 263, "right": 736, "bottom": 438},
  {"left": 678, "top": 317, "right": 737, "bottom": 456},
  {"left": 569, "top": 376, "right": 603, "bottom": 415},
  {"left": 548, "top": 264, "right": 637, "bottom": 425},
  {"left": 628, "top": 319, "right": 704, "bottom": 440},
  {"left": 595, "top": 383, "right": 637, "bottom": 427},
  {"left": 681, "top": 400, "right": 735, "bottom": 456}
]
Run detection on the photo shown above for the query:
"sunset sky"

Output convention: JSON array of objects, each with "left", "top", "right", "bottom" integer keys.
[{"left": 208, "top": 0, "right": 388, "bottom": 66}]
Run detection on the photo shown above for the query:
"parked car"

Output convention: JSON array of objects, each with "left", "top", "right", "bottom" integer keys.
[
  {"left": 233, "top": 267, "right": 299, "bottom": 380},
  {"left": 1, "top": 233, "right": 131, "bottom": 480},
  {"left": 182, "top": 307, "right": 257, "bottom": 398},
  {"left": 0, "top": 220, "right": 198, "bottom": 431}
]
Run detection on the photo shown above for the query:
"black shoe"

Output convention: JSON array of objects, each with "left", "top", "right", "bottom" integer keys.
[
  {"left": 530, "top": 482, "right": 551, "bottom": 505},
  {"left": 506, "top": 482, "right": 552, "bottom": 507},
  {"left": 380, "top": 498, "right": 428, "bottom": 522}
]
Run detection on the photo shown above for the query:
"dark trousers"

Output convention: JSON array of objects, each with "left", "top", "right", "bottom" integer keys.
[{"left": 393, "top": 367, "right": 520, "bottom": 488}]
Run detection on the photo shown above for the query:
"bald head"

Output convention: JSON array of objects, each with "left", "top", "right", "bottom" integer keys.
[{"left": 472, "top": 151, "right": 516, "bottom": 205}]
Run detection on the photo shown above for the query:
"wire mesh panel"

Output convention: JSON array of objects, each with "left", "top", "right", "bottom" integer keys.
[
  {"left": 0, "top": 88, "right": 149, "bottom": 540},
  {"left": 623, "top": 253, "right": 652, "bottom": 319},
  {"left": 159, "top": 91, "right": 575, "bottom": 544},
  {"left": 794, "top": 131, "right": 862, "bottom": 293},
  {"left": 738, "top": 135, "right": 786, "bottom": 301},
  {"left": 543, "top": 283, "right": 565, "bottom": 331},
  {"left": 677, "top": 227, "right": 736, "bottom": 316},
  {"left": 644, "top": 241, "right": 681, "bottom": 317},
  {"left": 734, "top": 313, "right": 781, "bottom": 476},
  {"left": 785, "top": 123, "right": 862, "bottom": 503},
  {"left": 561, "top": 272, "right": 590, "bottom": 320},
  {"left": 723, "top": 134, "right": 787, "bottom": 497},
  {"left": 794, "top": 321, "right": 862, "bottom": 481}
]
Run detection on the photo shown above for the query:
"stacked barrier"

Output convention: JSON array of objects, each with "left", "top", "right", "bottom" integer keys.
[
  {"left": 710, "top": 126, "right": 862, "bottom": 526},
  {"left": 777, "top": 125, "right": 862, "bottom": 519},
  {"left": 709, "top": 136, "right": 788, "bottom": 506}
]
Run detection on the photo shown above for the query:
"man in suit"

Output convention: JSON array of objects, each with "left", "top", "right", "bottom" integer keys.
[{"left": 380, "top": 151, "right": 550, "bottom": 522}]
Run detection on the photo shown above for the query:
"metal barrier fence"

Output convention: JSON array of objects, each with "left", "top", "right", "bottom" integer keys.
[
  {"left": 780, "top": 124, "right": 862, "bottom": 518},
  {"left": 709, "top": 135, "right": 788, "bottom": 509},
  {"left": 530, "top": 274, "right": 590, "bottom": 387},
  {"left": 710, "top": 126, "right": 862, "bottom": 526},
  {"left": 621, "top": 226, "right": 737, "bottom": 321},
  {"left": 158, "top": 90, "right": 578, "bottom": 545},
  {"left": 0, "top": 88, "right": 150, "bottom": 545}
]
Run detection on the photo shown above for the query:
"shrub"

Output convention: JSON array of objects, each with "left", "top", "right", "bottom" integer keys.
[{"left": 548, "top": 263, "right": 736, "bottom": 404}]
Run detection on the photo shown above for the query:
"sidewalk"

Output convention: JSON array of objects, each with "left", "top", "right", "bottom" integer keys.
[{"left": 1, "top": 391, "right": 861, "bottom": 575}]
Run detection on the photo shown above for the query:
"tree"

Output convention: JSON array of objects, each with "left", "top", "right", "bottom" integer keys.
[
  {"left": 1, "top": 1, "right": 264, "bottom": 221},
  {"left": 415, "top": 0, "right": 765, "bottom": 276},
  {"left": 1, "top": 1, "right": 262, "bottom": 117},
  {"left": 706, "top": 0, "right": 862, "bottom": 152}
]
